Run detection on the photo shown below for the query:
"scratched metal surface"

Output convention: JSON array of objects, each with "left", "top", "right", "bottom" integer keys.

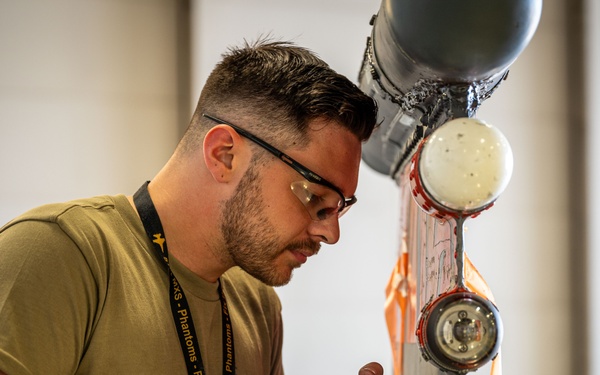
[{"left": 398, "top": 164, "right": 457, "bottom": 374}]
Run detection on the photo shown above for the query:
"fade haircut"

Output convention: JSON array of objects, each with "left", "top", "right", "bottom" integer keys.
[{"left": 179, "top": 38, "right": 378, "bottom": 154}]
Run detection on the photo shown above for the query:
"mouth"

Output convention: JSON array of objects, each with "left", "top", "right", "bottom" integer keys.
[
  {"left": 286, "top": 240, "right": 321, "bottom": 267},
  {"left": 289, "top": 249, "right": 313, "bottom": 264},
  {"left": 286, "top": 241, "right": 320, "bottom": 266}
]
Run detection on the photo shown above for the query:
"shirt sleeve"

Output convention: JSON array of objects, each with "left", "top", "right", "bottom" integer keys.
[{"left": 0, "top": 220, "right": 98, "bottom": 375}]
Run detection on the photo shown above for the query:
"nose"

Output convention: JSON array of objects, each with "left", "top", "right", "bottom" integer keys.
[{"left": 307, "top": 216, "right": 341, "bottom": 245}]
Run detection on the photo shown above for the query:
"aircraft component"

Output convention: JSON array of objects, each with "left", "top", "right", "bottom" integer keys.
[
  {"left": 359, "top": 0, "right": 542, "bottom": 178},
  {"left": 361, "top": 1, "right": 542, "bottom": 374},
  {"left": 417, "top": 291, "right": 503, "bottom": 374}
]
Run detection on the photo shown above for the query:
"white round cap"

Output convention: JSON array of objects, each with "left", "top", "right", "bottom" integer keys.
[{"left": 419, "top": 118, "right": 513, "bottom": 212}]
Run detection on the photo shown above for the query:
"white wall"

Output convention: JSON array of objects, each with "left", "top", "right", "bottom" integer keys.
[{"left": 0, "top": 0, "right": 180, "bottom": 225}]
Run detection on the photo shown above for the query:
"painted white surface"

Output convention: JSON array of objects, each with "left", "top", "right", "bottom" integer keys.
[
  {"left": 0, "top": 0, "right": 180, "bottom": 225},
  {"left": 420, "top": 118, "right": 514, "bottom": 211}
]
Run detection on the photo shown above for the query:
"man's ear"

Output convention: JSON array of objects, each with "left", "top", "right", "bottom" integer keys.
[{"left": 203, "top": 125, "right": 245, "bottom": 183}]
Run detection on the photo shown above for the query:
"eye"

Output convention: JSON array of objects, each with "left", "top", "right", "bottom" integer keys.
[
  {"left": 293, "top": 185, "right": 313, "bottom": 204},
  {"left": 304, "top": 191, "right": 326, "bottom": 209},
  {"left": 290, "top": 181, "right": 342, "bottom": 221},
  {"left": 305, "top": 193, "right": 340, "bottom": 220},
  {"left": 315, "top": 206, "right": 338, "bottom": 221}
]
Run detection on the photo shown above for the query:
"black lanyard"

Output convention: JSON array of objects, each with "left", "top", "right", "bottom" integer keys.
[{"left": 133, "top": 181, "right": 236, "bottom": 375}]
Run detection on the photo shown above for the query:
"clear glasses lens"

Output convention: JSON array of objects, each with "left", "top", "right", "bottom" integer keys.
[{"left": 290, "top": 181, "right": 345, "bottom": 221}]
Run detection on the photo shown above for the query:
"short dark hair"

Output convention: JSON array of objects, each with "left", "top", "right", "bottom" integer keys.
[{"left": 182, "top": 38, "right": 377, "bottom": 152}]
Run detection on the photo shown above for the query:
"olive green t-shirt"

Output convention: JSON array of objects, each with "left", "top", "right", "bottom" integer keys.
[{"left": 0, "top": 195, "right": 284, "bottom": 375}]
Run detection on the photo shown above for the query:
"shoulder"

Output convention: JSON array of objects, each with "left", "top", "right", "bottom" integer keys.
[
  {"left": 0, "top": 195, "right": 144, "bottom": 375},
  {"left": 1, "top": 195, "right": 116, "bottom": 251},
  {"left": 1, "top": 195, "right": 119, "bottom": 236},
  {"left": 0, "top": 194, "right": 145, "bottom": 283},
  {"left": 3, "top": 195, "right": 124, "bottom": 227},
  {"left": 1, "top": 194, "right": 137, "bottom": 246}
]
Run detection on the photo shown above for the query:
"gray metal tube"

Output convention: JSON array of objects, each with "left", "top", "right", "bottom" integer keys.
[{"left": 360, "top": 0, "right": 542, "bottom": 177}]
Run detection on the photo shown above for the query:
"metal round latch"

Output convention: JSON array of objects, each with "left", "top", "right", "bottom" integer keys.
[{"left": 417, "top": 291, "right": 503, "bottom": 373}]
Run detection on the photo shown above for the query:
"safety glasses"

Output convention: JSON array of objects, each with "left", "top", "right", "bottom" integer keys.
[{"left": 202, "top": 113, "right": 357, "bottom": 221}]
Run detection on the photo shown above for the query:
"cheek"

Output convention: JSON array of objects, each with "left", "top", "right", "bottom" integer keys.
[
  {"left": 266, "top": 192, "right": 311, "bottom": 238},
  {"left": 260, "top": 167, "right": 313, "bottom": 232},
  {"left": 263, "top": 176, "right": 298, "bottom": 217}
]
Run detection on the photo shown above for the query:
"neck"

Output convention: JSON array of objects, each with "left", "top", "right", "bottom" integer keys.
[{"left": 128, "top": 165, "right": 234, "bottom": 283}]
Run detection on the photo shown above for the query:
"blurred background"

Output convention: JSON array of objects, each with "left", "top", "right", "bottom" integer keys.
[{"left": 0, "top": 0, "right": 598, "bottom": 374}]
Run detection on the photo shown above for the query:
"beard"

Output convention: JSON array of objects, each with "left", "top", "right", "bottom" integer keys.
[{"left": 220, "top": 164, "right": 319, "bottom": 286}]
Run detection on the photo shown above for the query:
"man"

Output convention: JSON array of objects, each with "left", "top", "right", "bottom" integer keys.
[{"left": 0, "top": 39, "right": 382, "bottom": 374}]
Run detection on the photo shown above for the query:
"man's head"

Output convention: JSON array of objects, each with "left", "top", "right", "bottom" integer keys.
[
  {"left": 170, "top": 39, "right": 377, "bottom": 286},
  {"left": 179, "top": 38, "right": 377, "bottom": 154},
  {"left": 215, "top": 116, "right": 367, "bottom": 286}
]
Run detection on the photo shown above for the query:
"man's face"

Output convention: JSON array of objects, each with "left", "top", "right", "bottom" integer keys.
[
  {"left": 219, "top": 161, "right": 317, "bottom": 286},
  {"left": 219, "top": 120, "right": 362, "bottom": 286}
]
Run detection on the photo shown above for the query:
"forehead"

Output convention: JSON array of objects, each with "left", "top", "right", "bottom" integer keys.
[{"left": 286, "top": 119, "right": 362, "bottom": 197}]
